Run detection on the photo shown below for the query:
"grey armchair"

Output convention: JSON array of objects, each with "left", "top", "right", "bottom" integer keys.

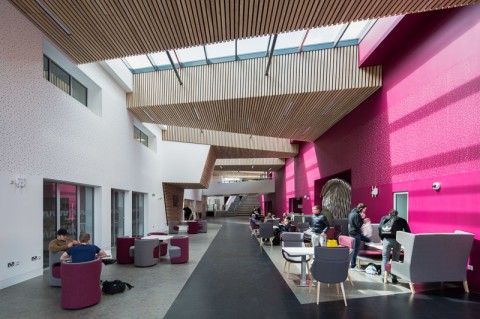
[
  {"left": 168, "top": 221, "right": 180, "bottom": 234},
  {"left": 131, "top": 238, "right": 160, "bottom": 267},
  {"left": 282, "top": 232, "right": 311, "bottom": 279},
  {"left": 48, "top": 251, "right": 64, "bottom": 286},
  {"left": 390, "top": 230, "right": 474, "bottom": 293},
  {"left": 259, "top": 223, "right": 275, "bottom": 247},
  {"left": 311, "top": 246, "right": 350, "bottom": 306}
]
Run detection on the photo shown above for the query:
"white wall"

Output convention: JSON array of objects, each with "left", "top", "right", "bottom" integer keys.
[{"left": 0, "top": 1, "right": 208, "bottom": 288}]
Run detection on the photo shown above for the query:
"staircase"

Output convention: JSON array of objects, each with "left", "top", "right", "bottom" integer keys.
[{"left": 230, "top": 195, "right": 260, "bottom": 217}]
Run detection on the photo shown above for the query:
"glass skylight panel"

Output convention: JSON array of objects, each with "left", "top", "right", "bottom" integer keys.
[
  {"left": 237, "top": 35, "right": 270, "bottom": 55},
  {"left": 274, "top": 30, "right": 306, "bottom": 51},
  {"left": 340, "top": 20, "right": 372, "bottom": 41},
  {"left": 304, "top": 24, "right": 347, "bottom": 46},
  {"left": 123, "top": 55, "right": 152, "bottom": 69},
  {"left": 205, "top": 40, "right": 235, "bottom": 59},
  {"left": 149, "top": 51, "right": 170, "bottom": 68},
  {"left": 175, "top": 46, "right": 206, "bottom": 64}
]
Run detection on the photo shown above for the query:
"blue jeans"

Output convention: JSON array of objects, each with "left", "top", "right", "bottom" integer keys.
[
  {"left": 350, "top": 234, "right": 371, "bottom": 268},
  {"left": 382, "top": 238, "right": 401, "bottom": 279}
]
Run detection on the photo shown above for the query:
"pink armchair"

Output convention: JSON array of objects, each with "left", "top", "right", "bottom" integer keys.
[
  {"left": 116, "top": 237, "right": 137, "bottom": 264},
  {"left": 60, "top": 258, "right": 102, "bottom": 309},
  {"left": 169, "top": 235, "right": 189, "bottom": 264}
]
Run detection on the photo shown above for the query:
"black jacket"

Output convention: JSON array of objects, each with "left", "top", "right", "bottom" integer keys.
[
  {"left": 311, "top": 214, "right": 329, "bottom": 234},
  {"left": 348, "top": 208, "right": 364, "bottom": 236},
  {"left": 378, "top": 215, "right": 411, "bottom": 239}
]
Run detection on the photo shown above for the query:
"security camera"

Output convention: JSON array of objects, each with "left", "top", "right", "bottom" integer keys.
[{"left": 432, "top": 182, "right": 441, "bottom": 191}]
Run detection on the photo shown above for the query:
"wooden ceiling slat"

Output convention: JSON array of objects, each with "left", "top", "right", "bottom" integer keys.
[{"left": 10, "top": 0, "right": 479, "bottom": 62}]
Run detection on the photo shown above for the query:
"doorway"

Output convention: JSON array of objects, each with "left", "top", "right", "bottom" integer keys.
[{"left": 393, "top": 192, "right": 408, "bottom": 221}]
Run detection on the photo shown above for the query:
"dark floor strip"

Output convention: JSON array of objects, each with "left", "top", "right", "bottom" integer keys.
[{"left": 165, "top": 219, "right": 480, "bottom": 319}]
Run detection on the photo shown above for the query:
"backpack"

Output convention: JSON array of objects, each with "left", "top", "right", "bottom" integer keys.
[
  {"left": 102, "top": 280, "right": 134, "bottom": 295},
  {"left": 380, "top": 216, "right": 397, "bottom": 237},
  {"left": 365, "top": 263, "right": 381, "bottom": 275}
]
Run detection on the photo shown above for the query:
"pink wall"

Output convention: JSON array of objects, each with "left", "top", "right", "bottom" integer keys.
[{"left": 275, "top": 6, "right": 480, "bottom": 291}]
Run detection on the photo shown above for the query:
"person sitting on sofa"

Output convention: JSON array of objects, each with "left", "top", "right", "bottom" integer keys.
[
  {"left": 48, "top": 228, "right": 79, "bottom": 253},
  {"left": 61, "top": 233, "right": 107, "bottom": 263}
]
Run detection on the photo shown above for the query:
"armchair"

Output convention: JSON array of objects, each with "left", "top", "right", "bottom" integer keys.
[
  {"left": 259, "top": 223, "right": 275, "bottom": 247},
  {"left": 169, "top": 221, "right": 180, "bottom": 234},
  {"left": 116, "top": 237, "right": 136, "bottom": 264},
  {"left": 197, "top": 220, "right": 208, "bottom": 233},
  {"left": 48, "top": 251, "right": 64, "bottom": 286},
  {"left": 131, "top": 238, "right": 160, "bottom": 267},
  {"left": 187, "top": 220, "right": 201, "bottom": 234},
  {"left": 282, "top": 232, "right": 310, "bottom": 279},
  {"left": 311, "top": 247, "right": 350, "bottom": 306},
  {"left": 390, "top": 230, "right": 474, "bottom": 293},
  {"left": 169, "top": 235, "right": 189, "bottom": 264},
  {"left": 60, "top": 258, "right": 102, "bottom": 309}
]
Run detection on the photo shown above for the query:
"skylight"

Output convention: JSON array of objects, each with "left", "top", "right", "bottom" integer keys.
[{"left": 120, "top": 19, "right": 377, "bottom": 73}]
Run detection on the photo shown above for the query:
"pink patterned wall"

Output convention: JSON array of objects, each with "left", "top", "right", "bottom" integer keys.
[{"left": 275, "top": 6, "right": 480, "bottom": 291}]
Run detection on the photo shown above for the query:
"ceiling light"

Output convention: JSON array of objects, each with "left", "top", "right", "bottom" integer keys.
[
  {"left": 193, "top": 107, "right": 200, "bottom": 120},
  {"left": 301, "top": 127, "right": 311, "bottom": 136},
  {"left": 283, "top": 101, "right": 294, "bottom": 116},
  {"left": 245, "top": 119, "right": 251, "bottom": 129},
  {"left": 36, "top": 0, "right": 72, "bottom": 35}
]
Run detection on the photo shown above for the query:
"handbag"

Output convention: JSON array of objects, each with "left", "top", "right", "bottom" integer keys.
[{"left": 326, "top": 239, "right": 338, "bottom": 247}]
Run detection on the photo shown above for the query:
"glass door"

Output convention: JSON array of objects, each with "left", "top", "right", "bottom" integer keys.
[
  {"left": 111, "top": 189, "right": 125, "bottom": 247},
  {"left": 132, "top": 192, "right": 144, "bottom": 237}
]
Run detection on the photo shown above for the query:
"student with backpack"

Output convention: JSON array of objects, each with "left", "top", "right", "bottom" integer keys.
[{"left": 378, "top": 209, "right": 411, "bottom": 283}]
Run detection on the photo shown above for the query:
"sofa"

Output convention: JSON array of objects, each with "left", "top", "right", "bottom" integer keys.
[{"left": 389, "top": 230, "right": 474, "bottom": 293}]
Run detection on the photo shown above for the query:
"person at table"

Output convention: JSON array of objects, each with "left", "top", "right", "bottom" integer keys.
[
  {"left": 379, "top": 209, "right": 411, "bottom": 283},
  {"left": 264, "top": 212, "right": 274, "bottom": 221},
  {"left": 278, "top": 216, "right": 292, "bottom": 232},
  {"left": 48, "top": 228, "right": 79, "bottom": 253},
  {"left": 60, "top": 233, "right": 107, "bottom": 263},
  {"left": 348, "top": 203, "right": 371, "bottom": 271},
  {"left": 310, "top": 205, "right": 330, "bottom": 247}
]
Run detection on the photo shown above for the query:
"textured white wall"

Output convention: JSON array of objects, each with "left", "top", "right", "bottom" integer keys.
[{"left": 0, "top": 1, "right": 207, "bottom": 288}]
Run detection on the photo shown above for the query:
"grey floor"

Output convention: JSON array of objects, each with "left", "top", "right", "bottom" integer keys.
[{"left": 1, "top": 217, "right": 479, "bottom": 319}]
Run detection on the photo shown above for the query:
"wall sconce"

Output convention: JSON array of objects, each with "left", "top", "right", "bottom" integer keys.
[
  {"left": 13, "top": 176, "right": 26, "bottom": 188},
  {"left": 432, "top": 182, "right": 441, "bottom": 191},
  {"left": 371, "top": 186, "right": 378, "bottom": 198},
  {"left": 303, "top": 195, "right": 310, "bottom": 200}
]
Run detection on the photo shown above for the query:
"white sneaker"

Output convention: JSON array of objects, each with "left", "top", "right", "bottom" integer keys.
[{"left": 351, "top": 266, "right": 364, "bottom": 272}]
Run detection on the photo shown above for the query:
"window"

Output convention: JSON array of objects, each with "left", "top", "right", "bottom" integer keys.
[
  {"left": 111, "top": 189, "right": 125, "bottom": 247},
  {"left": 43, "top": 181, "right": 94, "bottom": 268},
  {"left": 132, "top": 192, "right": 145, "bottom": 237},
  {"left": 43, "top": 55, "right": 88, "bottom": 106},
  {"left": 134, "top": 126, "right": 149, "bottom": 147}
]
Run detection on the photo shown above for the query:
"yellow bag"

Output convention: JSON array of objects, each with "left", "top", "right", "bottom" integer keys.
[{"left": 326, "top": 239, "right": 338, "bottom": 247}]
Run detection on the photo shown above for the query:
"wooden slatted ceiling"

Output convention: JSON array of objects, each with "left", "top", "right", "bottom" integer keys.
[
  {"left": 199, "top": 147, "right": 217, "bottom": 188},
  {"left": 9, "top": 0, "right": 479, "bottom": 63},
  {"left": 128, "top": 46, "right": 381, "bottom": 142},
  {"left": 162, "top": 127, "right": 298, "bottom": 158}
]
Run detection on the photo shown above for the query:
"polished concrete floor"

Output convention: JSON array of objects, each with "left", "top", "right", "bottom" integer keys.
[{"left": 1, "top": 217, "right": 479, "bottom": 318}]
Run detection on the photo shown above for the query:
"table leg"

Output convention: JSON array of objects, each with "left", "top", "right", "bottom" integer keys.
[{"left": 299, "top": 256, "right": 307, "bottom": 286}]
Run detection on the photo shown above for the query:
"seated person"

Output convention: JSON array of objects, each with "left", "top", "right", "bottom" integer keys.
[
  {"left": 48, "top": 228, "right": 79, "bottom": 253},
  {"left": 61, "top": 233, "right": 107, "bottom": 263},
  {"left": 264, "top": 212, "right": 274, "bottom": 221},
  {"left": 279, "top": 216, "right": 292, "bottom": 232},
  {"left": 250, "top": 214, "right": 259, "bottom": 228}
]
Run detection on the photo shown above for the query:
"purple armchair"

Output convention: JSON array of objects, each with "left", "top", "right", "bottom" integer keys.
[
  {"left": 169, "top": 235, "right": 189, "bottom": 264},
  {"left": 116, "top": 237, "right": 137, "bottom": 264},
  {"left": 60, "top": 258, "right": 102, "bottom": 309},
  {"left": 187, "top": 221, "right": 201, "bottom": 234},
  {"left": 148, "top": 232, "right": 169, "bottom": 256}
]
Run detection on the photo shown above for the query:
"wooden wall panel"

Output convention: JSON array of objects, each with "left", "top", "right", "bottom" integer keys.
[{"left": 163, "top": 183, "right": 184, "bottom": 223}]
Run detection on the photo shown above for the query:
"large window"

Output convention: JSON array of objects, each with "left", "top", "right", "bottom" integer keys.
[
  {"left": 111, "top": 189, "right": 125, "bottom": 247},
  {"left": 134, "top": 126, "right": 149, "bottom": 147},
  {"left": 132, "top": 192, "right": 145, "bottom": 237},
  {"left": 43, "top": 181, "right": 94, "bottom": 268},
  {"left": 43, "top": 55, "right": 88, "bottom": 106}
]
